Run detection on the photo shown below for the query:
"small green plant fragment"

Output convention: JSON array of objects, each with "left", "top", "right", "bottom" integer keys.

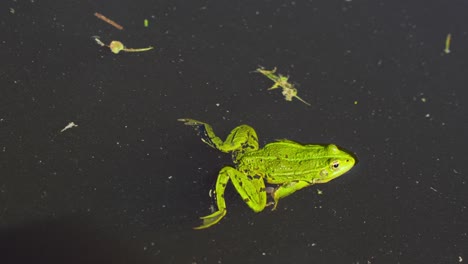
[
  {"left": 444, "top": 33, "right": 451, "bottom": 54},
  {"left": 256, "top": 67, "right": 311, "bottom": 106},
  {"left": 109, "top": 40, "right": 154, "bottom": 54},
  {"left": 144, "top": 19, "right": 149, "bottom": 27},
  {"left": 109, "top": 41, "right": 125, "bottom": 54},
  {"left": 92, "top": 36, "right": 154, "bottom": 54}
]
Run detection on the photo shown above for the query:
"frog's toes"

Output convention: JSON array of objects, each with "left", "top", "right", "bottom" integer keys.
[
  {"left": 178, "top": 118, "right": 205, "bottom": 126},
  {"left": 265, "top": 201, "right": 278, "bottom": 211},
  {"left": 271, "top": 203, "right": 278, "bottom": 211},
  {"left": 193, "top": 209, "right": 227, "bottom": 230},
  {"left": 179, "top": 118, "right": 207, "bottom": 136}
]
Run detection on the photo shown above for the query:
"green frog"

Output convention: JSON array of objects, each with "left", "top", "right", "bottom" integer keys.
[{"left": 179, "top": 118, "right": 356, "bottom": 229}]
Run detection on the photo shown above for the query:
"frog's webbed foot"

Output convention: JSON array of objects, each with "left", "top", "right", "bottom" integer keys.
[
  {"left": 178, "top": 118, "right": 218, "bottom": 149},
  {"left": 179, "top": 118, "right": 259, "bottom": 153},
  {"left": 178, "top": 118, "right": 204, "bottom": 126},
  {"left": 193, "top": 209, "right": 227, "bottom": 230}
]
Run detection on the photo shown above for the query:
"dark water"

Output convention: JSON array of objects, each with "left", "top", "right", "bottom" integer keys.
[{"left": 1, "top": 0, "right": 467, "bottom": 263}]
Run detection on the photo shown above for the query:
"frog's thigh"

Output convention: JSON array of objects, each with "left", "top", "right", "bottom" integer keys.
[
  {"left": 221, "top": 167, "right": 266, "bottom": 212},
  {"left": 220, "top": 125, "right": 259, "bottom": 152}
]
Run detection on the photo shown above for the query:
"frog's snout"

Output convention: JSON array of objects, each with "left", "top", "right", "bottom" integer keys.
[{"left": 345, "top": 155, "right": 357, "bottom": 168}]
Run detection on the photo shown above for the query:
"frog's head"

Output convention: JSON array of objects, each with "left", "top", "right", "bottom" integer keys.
[{"left": 317, "top": 144, "right": 355, "bottom": 183}]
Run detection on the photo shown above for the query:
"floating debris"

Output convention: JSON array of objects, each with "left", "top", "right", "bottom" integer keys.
[
  {"left": 256, "top": 67, "right": 311, "bottom": 106},
  {"left": 444, "top": 33, "right": 451, "bottom": 54},
  {"left": 92, "top": 35, "right": 106, "bottom": 47},
  {"left": 92, "top": 36, "right": 154, "bottom": 54},
  {"left": 144, "top": 19, "right": 149, "bottom": 27},
  {"left": 60, "top": 122, "right": 78, "bottom": 133},
  {"left": 109, "top": 40, "right": 154, "bottom": 54},
  {"left": 94, "top": 12, "right": 124, "bottom": 30}
]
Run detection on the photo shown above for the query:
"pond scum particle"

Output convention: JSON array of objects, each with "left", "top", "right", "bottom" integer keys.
[{"left": 256, "top": 67, "right": 311, "bottom": 106}]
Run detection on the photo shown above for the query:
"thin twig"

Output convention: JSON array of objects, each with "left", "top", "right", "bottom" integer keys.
[{"left": 94, "top": 12, "right": 124, "bottom": 30}]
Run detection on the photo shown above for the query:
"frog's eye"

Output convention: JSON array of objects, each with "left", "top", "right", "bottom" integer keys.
[{"left": 331, "top": 160, "right": 340, "bottom": 170}]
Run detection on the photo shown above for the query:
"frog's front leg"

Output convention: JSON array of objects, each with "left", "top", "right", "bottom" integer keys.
[
  {"left": 268, "top": 181, "right": 312, "bottom": 210},
  {"left": 194, "top": 166, "right": 267, "bottom": 229},
  {"left": 178, "top": 118, "right": 259, "bottom": 153}
]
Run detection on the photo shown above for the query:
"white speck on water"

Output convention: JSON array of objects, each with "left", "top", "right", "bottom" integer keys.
[{"left": 60, "top": 122, "right": 78, "bottom": 133}]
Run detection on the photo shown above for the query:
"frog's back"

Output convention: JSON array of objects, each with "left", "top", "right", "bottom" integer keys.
[
  {"left": 238, "top": 140, "right": 333, "bottom": 183},
  {"left": 263, "top": 140, "right": 332, "bottom": 162},
  {"left": 261, "top": 139, "right": 324, "bottom": 155}
]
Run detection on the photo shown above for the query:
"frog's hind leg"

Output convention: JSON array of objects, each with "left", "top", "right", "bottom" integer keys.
[
  {"left": 178, "top": 119, "right": 259, "bottom": 153},
  {"left": 223, "top": 124, "right": 259, "bottom": 153},
  {"left": 194, "top": 166, "right": 267, "bottom": 229}
]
